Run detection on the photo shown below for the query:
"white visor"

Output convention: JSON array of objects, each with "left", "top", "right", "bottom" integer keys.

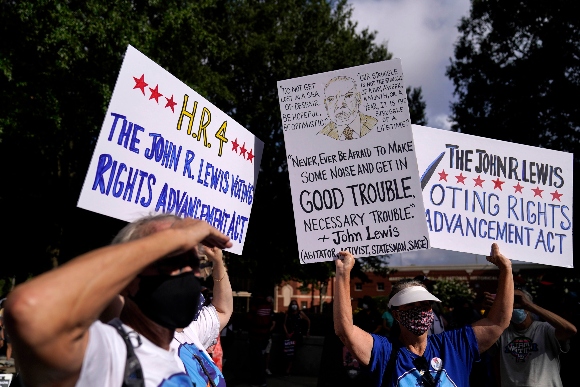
[{"left": 388, "top": 286, "right": 441, "bottom": 308}]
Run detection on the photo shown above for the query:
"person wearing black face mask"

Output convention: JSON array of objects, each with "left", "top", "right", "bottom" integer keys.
[
  {"left": 489, "top": 288, "right": 576, "bottom": 386},
  {"left": 333, "top": 243, "right": 514, "bottom": 387},
  {"left": 112, "top": 214, "right": 232, "bottom": 387},
  {"left": 3, "top": 215, "right": 232, "bottom": 387}
]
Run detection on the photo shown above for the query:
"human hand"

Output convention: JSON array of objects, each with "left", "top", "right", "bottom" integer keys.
[
  {"left": 170, "top": 218, "right": 232, "bottom": 251},
  {"left": 202, "top": 245, "right": 224, "bottom": 264},
  {"left": 483, "top": 292, "right": 496, "bottom": 309},
  {"left": 335, "top": 251, "right": 355, "bottom": 276},
  {"left": 486, "top": 243, "right": 511, "bottom": 270},
  {"left": 514, "top": 289, "right": 532, "bottom": 310}
]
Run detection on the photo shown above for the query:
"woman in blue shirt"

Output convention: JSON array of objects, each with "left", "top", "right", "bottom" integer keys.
[{"left": 333, "top": 243, "right": 514, "bottom": 387}]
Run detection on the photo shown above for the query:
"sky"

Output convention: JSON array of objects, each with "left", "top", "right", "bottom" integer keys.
[{"left": 349, "top": 0, "right": 471, "bottom": 130}]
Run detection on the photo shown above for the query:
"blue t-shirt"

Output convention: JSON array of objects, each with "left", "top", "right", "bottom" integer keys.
[{"left": 368, "top": 326, "right": 479, "bottom": 386}]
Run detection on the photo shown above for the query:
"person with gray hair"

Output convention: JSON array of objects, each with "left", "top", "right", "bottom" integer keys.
[
  {"left": 3, "top": 215, "right": 231, "bottom": 386},
  {"left": 110, "top": 214, "right": 233, "bottom": 387},
  {"left": 334, "top": 243, "right": 514, "bottom": 387},
  {"left": 490, "top": 287, "right": 577, "bottom": 386}
]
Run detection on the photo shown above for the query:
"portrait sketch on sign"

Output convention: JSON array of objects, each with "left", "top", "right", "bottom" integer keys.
[{"left": 278, "top": 59, "right": 429, "bottom": 263}]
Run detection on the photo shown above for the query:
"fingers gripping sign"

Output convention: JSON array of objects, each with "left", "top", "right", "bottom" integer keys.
[
  {"left": 335, "top": 250, "right": 355, "bottom": 276},
  {"left": 485, "top": 243, "right": 512, "bottom": 270}
]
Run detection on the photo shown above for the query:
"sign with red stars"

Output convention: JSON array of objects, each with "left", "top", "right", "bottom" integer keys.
[
  {"left": 413, "top": 124, "right": 573, "bottom": 268},
  {"left": 78, "top": 45, "right": 263, "bottom": 255}
]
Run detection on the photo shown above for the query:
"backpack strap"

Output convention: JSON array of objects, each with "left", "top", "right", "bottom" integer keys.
[
  {"left": 192, "top": 354, "right": 218, "bottom": 387},
  {"left": 108, "top": 320, "right": 145, "bottom": 387}
]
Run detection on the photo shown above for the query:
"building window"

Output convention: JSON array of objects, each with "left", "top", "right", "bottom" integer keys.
[
  {"left": 377, "top": 282, "right": 385, "bottom": 291},
  {"left": 301, "top": 301, "right": 308, "bottom": 309},
  {"left": 355, "top": 283, "right": 362, "bottom": 291}
]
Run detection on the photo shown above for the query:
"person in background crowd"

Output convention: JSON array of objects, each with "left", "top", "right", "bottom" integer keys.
[
  {"left": 445, "top": 296, "right": 482, "bottom": 330},
  {"left": 0, "top": 304, "right": 4, "bottom": 358},
  {"left": 283, "top": 300, "right": 310, "bottom": 375},
  {"left": 4, "top": 216, "right": 231, "bottom": 386},
  {"left": 247, "top": 293, "right": 276, "bottom": 386},
  {"left": 381, "top": 308, "right": 394, "bottom": 337},
  {"left": 413, "top": 275, "right": 446, "bottom": 335},
  {"left": 0, "top": 298, "right": 13, "bottom": 362},
  {"left": 317, "top": 302, "right": 348, "bottom": 387},
  {"left": 490, "top": 287, "right": 577, "bottom": 386},
  {"left": 334, "top": 243, "right": 514, "bottom": 387},
  {"left": 354, "top": 295, "right": 382, "bottom": 334},
  {"left": 264, "top": 296, "right": 276, "bottom": 376}
]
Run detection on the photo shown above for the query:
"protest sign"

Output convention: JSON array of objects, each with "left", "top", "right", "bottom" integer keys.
[
  {"left": 0, "top": 374, "right": 12, "bottom": 387},
  {"left": 413, "top": 125, "right": 573, "bottom": 267},
  {"left": 278, "top": 59, "right": 429, "bottom": 263},
  {"left": 78, "top": 45, "right": 263, "bottom": 255}
]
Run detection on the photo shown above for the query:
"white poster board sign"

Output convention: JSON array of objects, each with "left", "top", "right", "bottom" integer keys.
[
  {"left": 413, "top": 125, "right": 573, "bottom": 267},
  {"left": 0, "top": 374, "right": 12, "bottom": 387},
  {"left": 278, "top": 59, "right": 429, "bottom": 263},
  {"left": 78, "top": 45, "right": 263, "bottom": 255}
]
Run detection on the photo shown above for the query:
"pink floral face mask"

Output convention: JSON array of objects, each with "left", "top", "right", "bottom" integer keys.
[{"left": 397, "top": 307, "right": 434, "bottom": 336}]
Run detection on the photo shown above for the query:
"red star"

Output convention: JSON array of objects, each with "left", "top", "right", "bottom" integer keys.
[
  {"left": 455, "top": 173, "right": 467, "bottom": 184},
  {"left": 473, "top": 175, "right": 485, "bottom": 187},
  {"left": 513, "top": 182, "right": 524, "bottom": 193},
  {"left": 550, "top": 190, "right": 563, "bottom": 201},
  {"left": 231, "top": 138, "right": 239, "bottom": 153},
  {"left": 531, "top": 186, "right": 544, "bottom": 198},
  {"left": 239, "top": 142, "right": 247, "bottom": 158},
  {"left": 133, "top": 74, "right": 148, "bottom": 95},
  {"left": 247, "top": 148, "right": 254, "bottom": 163},
  {"left": 438, "top": 170, "right": 448, "bottom": 181},
  {"left": 149, "top": 84, "right": 163, "bottom": 103},
  {"left": 492, "top": 178, "right": 505, "bottom": 190},
  {"left": 164, "top": 95, "right": 177, "bottom": 113}
]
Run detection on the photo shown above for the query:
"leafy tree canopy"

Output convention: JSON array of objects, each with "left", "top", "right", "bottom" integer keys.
[
  {"left": 447, "top": 0, "right": 580, "bottom": 155},
  {"left": 0, "top": 0, "right": 426, "bottom": 289}
]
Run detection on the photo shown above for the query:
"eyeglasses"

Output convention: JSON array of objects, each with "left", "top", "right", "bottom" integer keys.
[{"left": 412, "top": 356, "right": 436, "bottom": 387}]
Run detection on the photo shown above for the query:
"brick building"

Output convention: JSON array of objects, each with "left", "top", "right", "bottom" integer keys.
[{"left": 271, "top": 262, "right": 542, "bottom": 313}]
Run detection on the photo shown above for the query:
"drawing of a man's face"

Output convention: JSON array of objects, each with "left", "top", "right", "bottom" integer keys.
[{"left": 324, "top": 77, "right": 361, "bottom": 126}]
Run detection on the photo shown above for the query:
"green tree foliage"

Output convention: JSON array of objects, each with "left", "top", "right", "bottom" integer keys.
[
  {"left": 430, "top": 279, "right": 475, "bottom": 308},
  {"left": 0, "top": 0, "right": 425, "bottom": 288},
  {"left": 406, "top": 86, "right": 427, "bottom": 125},
  {"left": 447, "top": 0, "right": 580, "bottom": 155}
]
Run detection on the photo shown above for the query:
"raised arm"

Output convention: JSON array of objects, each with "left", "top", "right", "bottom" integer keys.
[
  {"left": 334, "top": 251, "right": 373, "bottom": 366},
  {"left": 4, "top": 219, "right": 231, "bottom": 386},
  {"left": 516, "top": 290, "right": 577, "bottom": 342},
  {"left": 472, "top": 243, "right": 513, "bottom": 353},
  {"left": 205, "top": 247, "right": 233, "bottom": 331}
]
